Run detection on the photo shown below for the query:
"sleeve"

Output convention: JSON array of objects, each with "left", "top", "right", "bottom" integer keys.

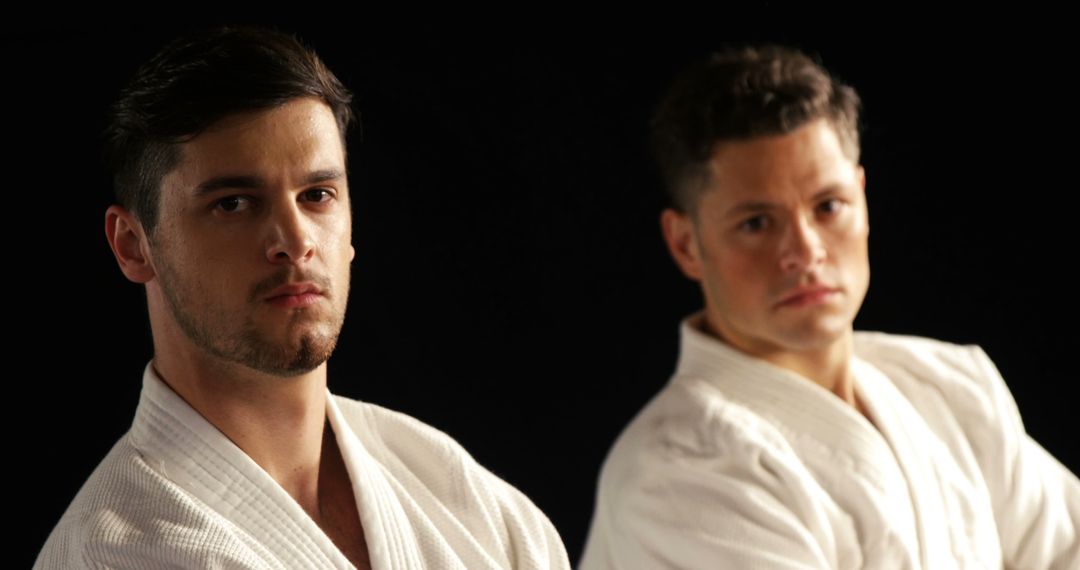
[
  {"left": 964, "top": 345, "right": 1080, "bottom": 569},
  {"left": 581, "top": 415, "right": 855, "bottom": 570}
]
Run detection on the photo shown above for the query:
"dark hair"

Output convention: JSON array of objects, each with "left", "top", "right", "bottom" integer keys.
[
  {"left": 651, "top": 45, "right": 861, "bottom": 213},
  {"left": 104, "top": 26, "right": 356, "bottom": 236}
]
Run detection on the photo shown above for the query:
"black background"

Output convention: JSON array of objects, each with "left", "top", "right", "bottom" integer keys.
[{"left": 8, "top": 19, "right": 1078, "bottom": 567}]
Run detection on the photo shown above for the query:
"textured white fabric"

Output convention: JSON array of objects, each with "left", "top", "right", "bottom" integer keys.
[
  {"left": 581, "top": 316, "right": 1080, "bottom": 569},
  {"left": 36, "top": 364, "right": 569, "bottom": 569}
]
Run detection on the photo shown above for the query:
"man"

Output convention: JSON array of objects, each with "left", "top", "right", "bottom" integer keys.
[
  {"left": 36, "top": 27, "right": 569, "bottom": 570},
  {"left": 581, "top": 46, "right": 1080, "bottom": 568}
]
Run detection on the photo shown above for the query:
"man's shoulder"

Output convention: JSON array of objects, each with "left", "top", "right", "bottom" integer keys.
[
  {"left": 855, "top": 328, "right": 998, "bottom": 371},
  {"left": 44, "top": 434, "right": 169, "bottom": 537},
  {"left": 328, "top": 394, "right": 570, "bottom": 567},
  {"left": 329, "top": 393, "right": 539, "bottom": 504},
  {"left": 854, "top": 331, "right": 995, "bottom": 386},
  {"left": 35, "top": 434, "right": 258, "bottom": 569},
  {"left": 590, "top": 378, "right": 832, "bottom": 566},
  {"left": 853, "top": 331, "right": 1009, "bottom": 428},
  {"left": 600, "top": 378, "right": 795, "bottom": 494},
  {"left": 330, "top": 394, "right": 475, "bottom": 466},
  {"left": 854, "top": 330, "right": 978, "bottom": 358}
]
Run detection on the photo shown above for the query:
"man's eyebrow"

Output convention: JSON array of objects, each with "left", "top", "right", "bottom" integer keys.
[
  {"left": 193, "top": 169, "right": 345, "bottom": 196},
  {"left": 811, "top": 185, "right": 846, "bottom": 200},
  {"left": 306, "top": 169, "right": 345, "bottom": 185},
  {"left": 193, "top": 175, "right": 264, "bottom": 196},
  {"left": 725, "top": 201, "right": 776, "bottom": 218},
  {"left": 723, "top": 184, "right": 852, "bottom": 217}
]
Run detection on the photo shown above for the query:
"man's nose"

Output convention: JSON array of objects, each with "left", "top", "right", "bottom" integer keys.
[
  {"left": 778, "top": 215, "right": 826, "bottom": 274},
  {"left": 265, "top": 201, "right": 315, "bottom": 265}
]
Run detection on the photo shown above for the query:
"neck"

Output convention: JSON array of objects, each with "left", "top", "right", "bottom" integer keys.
[
  {"left": 701, "top": 317, "right": 858, "bottom": 409},
  {"left": 150, "top": 343, "right": 329, "bottom": 516},
  {"left": 764, "top": 337, "right": 856, "bottom": 407}
]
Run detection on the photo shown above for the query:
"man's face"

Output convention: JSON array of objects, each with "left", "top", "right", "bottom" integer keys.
[
  {"left": 664, "top": 118, "right": 869, "bottom": 359},
  {"left": 147, "top": 97, "right": 354, "bottom": 377}
]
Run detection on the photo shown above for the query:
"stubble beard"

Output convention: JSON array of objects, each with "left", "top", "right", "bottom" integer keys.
[{"left": 154, "top": 252, "right": 346, "bottom": 378}]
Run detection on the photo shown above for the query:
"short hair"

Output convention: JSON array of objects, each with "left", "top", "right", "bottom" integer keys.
[
  {"left": 651, "top": 45, "right": 861, "bottom": 213},
  {"left": 104, "top": 26, "right": 356, "bottom": 237}
]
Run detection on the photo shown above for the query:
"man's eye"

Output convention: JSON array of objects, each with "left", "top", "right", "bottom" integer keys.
[
  {"left": 738, "top": 215, "right": 769, "bottom": 233},
  {"left": 817, "top": 199, "right": 844, "bottom": 215},
  {"left": 216, "top": 196, "right": 252, "bottom": 213},
  {"left": 304, "top": 189, "right": 334, "bottom": 203}
]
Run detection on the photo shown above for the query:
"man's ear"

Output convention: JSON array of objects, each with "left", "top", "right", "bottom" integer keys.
[
  {"left": 857, "top": 165, "right": 869, "bottom": 236},
  {"left": 105, "top": 205, "right": 156, "bottom": 284},
  {"left": 660, "top": 208, "right": 705, "bottom": 282}
]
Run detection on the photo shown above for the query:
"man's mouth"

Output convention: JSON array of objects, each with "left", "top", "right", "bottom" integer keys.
[
  {"left": 264, "top": 282, "right": 323, "bottom": 308},
  {"left": 776, "top": 286, "right": 840, "bottom": 308}
]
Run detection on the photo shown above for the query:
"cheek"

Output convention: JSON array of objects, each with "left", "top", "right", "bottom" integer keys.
[
  {"left": 830, "top": 227, "right": 870, "bottom": 275},
  {"left": 325, "top": 234, "right": 354, "bottom": 267},
  {"left": 321, "top": 215, "right": 353, "bottom": 252},
  {"left": 847, "top": 204, "right": 870, "bottom": 244},
  {"left": 164, "top": 230, "right": 247, "bottom": 290},
  {"left": 707, "top": 247, "right": 767, "bottom": 302},
  {"left": 723, "top": 235, "right": 774, "bottom": 273},
  {"left": 189, "top": 241, "right": 247, "bottom": 288},
  {"left": 320, "top": 221, "right": 353, "bottom": 288}
]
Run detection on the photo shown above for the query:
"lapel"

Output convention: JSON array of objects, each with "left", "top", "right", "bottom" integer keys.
[
  {"left": 673, "top": 319, "right": 922, "bottom": 563},
  {"left": 325, "top": 392, "right": 428, "bottom": 569},
  {"left": 130, "top": 363, "right": 355, "bottom": 569}
]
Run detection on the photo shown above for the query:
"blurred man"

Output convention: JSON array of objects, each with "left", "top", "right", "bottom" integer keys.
[{"left": 581, "top": 46, "right": 1080, "bottom": 568}]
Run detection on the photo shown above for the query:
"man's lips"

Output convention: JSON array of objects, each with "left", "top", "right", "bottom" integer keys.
[
  {"left": 776, "top": 286, "right": 840, "bottom": 308},
  {"left": 264, "top": 282, "right": 323, "bottom": 308}
]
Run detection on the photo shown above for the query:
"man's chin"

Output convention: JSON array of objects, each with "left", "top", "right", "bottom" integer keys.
[
  {"left": 778, "top": 321, "right": 853, "bottom": 352},
  {"left": 234, "top": 331, "right": 338, "bottom": 378},
  {"left": 246, "top": 350, "right": 331, "bottom": 378}
]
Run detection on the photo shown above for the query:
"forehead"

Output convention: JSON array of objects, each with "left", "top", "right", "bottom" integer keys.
[
  {"left": 702, "top": 119, "right": 858, "bottom": 204},
  {"left": 165, "top": 97, "right": 346, "bottom": 192}
]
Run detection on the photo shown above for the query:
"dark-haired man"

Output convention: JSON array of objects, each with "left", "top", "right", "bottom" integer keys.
[
  {"left": 581, "top": 46, "right": 1079, "bottom": 568},
  {"left": 36, "top": 28, "right": 569, "bottom": 570}
]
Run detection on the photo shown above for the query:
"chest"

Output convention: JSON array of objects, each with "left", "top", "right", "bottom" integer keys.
[{"left": 788, "top": 409, "right": 1003, "bottom": 568}]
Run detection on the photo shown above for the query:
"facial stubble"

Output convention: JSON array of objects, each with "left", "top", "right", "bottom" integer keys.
[{"left": 152, "top": 243, "right": 347, "bottom": 378}]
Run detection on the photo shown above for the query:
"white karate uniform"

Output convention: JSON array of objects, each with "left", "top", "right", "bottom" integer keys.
[
  {"left": 36, "top": 363, "right": 570, "bottom": 569},
  {"left": 581, "top": 315, "right": 1080, "bottom": 569}
]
